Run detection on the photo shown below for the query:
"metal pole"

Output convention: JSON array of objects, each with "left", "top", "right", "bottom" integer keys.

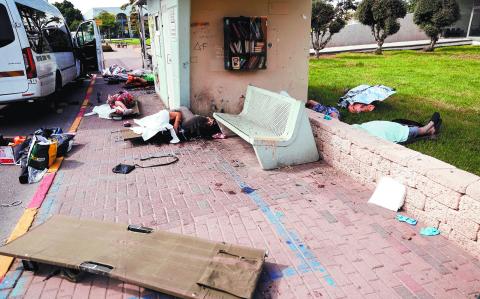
[
  {"left": 138, "top": 5, "right": 147, "bottom": 68},
  {"left": 467, "top": 1, "right": 475, "bottom": 38}
]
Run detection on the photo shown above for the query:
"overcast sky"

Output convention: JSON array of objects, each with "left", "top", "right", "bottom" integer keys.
[{"left": 49, "top": 0, "right": 127, "bottom": 14}]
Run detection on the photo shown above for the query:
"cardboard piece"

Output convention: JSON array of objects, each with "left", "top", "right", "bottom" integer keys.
[
  {"left": 0, "top": 216, "right": 266, "bottom": 299},
  {"left": 120, "top": 129, "right": 142, "bottom": 141}
]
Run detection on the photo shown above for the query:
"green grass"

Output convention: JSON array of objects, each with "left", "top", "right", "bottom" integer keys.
[
  {"left": 108, "top": 38, "right": 151, "bottom": 46},
  {"left": 308, "top": 46, "right": 480, "bottom": 175}
]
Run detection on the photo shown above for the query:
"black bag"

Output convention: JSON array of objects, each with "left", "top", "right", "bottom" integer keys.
[
  {"left": 112, "top": 164, "right": 136, "bottom": 174},
  {"left": 112, "top": 154, "right": 179, "bottom": 174}
]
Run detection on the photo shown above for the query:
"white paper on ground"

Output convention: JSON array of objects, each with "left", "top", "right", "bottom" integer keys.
[
  {"left": 368, "top": 177, "right": 406, "bottom": 211},
  {"left": 85, "top": 104, "right": 116, "bottom": 119}
]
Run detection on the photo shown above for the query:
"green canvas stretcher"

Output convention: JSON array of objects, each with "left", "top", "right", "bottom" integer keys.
[{"left": 0, "top": 216, "right": 266, "bottom": 299}]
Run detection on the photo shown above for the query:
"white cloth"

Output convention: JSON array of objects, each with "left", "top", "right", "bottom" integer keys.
[
  {"left": 85, "top": 104, "right": 116, "bottom": 119},
  {"left": 131, "top": 110, "right": 174, "bottom": 141}
]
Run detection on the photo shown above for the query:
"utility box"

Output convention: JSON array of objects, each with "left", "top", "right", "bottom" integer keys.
[{"left": 144, "top": 0, "right": 311, "bottom": 115}]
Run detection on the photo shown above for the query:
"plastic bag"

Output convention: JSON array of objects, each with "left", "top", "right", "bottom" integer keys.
[
  {"left": 28, "top": 137, "right": 58, "bottom": 170},
  {"left": 50, "top": 133, "right": 75, "bottom": 157}
]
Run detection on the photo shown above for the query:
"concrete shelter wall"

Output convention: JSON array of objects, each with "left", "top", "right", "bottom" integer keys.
[{"left": 189, "top": 0, "right": 311, "bottom": 115}]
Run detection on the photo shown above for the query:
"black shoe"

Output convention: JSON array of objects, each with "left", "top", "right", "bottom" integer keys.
[
  {"left": 433, "top": 118, "right": 442, "bottom": 135},
  {"left": 430, "top": 112, "right": 440, "bottom": 125}
]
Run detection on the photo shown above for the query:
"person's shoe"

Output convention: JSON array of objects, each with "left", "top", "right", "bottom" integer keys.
[
  {"left": 170, "top": 137, "right": 180, "bottom": 144},
  {"left": 430, "top": 112, "right": 440, "bottom": 125}
]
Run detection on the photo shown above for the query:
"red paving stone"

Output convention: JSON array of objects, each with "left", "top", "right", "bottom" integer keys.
[{"left": 1, "top": 83, "right": 480, "bottom": 299}]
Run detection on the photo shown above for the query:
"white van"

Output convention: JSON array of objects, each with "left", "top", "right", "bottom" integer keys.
[{"left": 0, "top": 0, "right": 104, "bottom": 104}]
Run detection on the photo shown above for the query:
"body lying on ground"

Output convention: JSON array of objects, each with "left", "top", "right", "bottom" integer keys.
[
  {"left": 132, "top": 106, "right": 220, "bottom": 143},
  {"left": 107, "top": 91, "right": 136, "bottom": 115},
  {"left": 353, "top": 112, "right": 442, "bottom": 144},
  {"left": 306, "top": 100, "right": 340, "bottom": 119}
]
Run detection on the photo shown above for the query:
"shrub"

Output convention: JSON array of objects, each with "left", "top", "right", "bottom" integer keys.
[
  {"left": 311, "top": 0, "right": 357, "bottom": 58},
  {"left": 357, "top": 0, "right": 407, "bottom": 54},
  {"left": 413, "top": 0, "right": 460, "bottom": 51}
]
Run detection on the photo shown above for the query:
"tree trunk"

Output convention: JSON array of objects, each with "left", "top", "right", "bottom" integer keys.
[
  {"left": 315, "top": 49, "right": 320, "bottom": 59},
  {"left": 423, "top": 36, "right": 438, "bottom": 52},
  {"left": 375, "top": 40, "right": 384, "bottom": 55}
]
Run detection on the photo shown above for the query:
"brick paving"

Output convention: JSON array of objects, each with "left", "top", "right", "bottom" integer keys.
[{"left": 1, "top": 81, "right": 480, "bottom": 299}]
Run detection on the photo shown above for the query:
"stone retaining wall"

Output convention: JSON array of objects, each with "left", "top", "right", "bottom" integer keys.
[{"left": 309, "top": 111, "right": 480, "bottom": 257}]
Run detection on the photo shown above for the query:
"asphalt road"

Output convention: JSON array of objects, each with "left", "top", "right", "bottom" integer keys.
[{"left": 0, "top": 47, "right": 143, "bottom": 244}]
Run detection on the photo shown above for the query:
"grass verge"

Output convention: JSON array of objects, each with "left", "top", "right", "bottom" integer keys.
[{"left": 309, "top": 46, "right": 480, "bottom": 175}]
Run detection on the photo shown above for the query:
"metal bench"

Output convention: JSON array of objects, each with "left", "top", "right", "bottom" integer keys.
[{"left": 213, "top": 86, "right": 319, "bottom": 170}]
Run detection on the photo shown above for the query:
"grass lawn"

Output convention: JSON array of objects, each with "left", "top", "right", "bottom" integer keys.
[
  {"left": 308, "top": 46, "right": 480, "bottom": 176},
  {"left": 108, "top": 38, "right": 151, "bottom": 46}
]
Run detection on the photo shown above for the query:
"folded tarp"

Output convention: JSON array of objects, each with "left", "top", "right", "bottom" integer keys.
[{"left": 0, "top": 215, "right": 266, "bottom": 299}]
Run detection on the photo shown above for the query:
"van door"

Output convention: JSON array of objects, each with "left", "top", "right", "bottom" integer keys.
[
  {"left": 74, "top": 20, "right": 104, "bottom": 73},
  {"left": 0, "top": 0, "right": 28, "bottom": 96}
]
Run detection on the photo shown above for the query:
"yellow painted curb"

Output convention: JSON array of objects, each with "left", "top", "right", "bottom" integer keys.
[
  {"left": 0, "top": 75, "right": 97, "bottom": 280},
  {"left": 0, "top": 256, "right": 14, "bottom": 280},
  {"left": 0, "top": 209, "right": 37, "bottom": 279},
  {"left": 68, "top": 116, "right": 83, "bottom": 133},
  {"left": 6, "top": 209, "right": 37, "bottom": 244}
]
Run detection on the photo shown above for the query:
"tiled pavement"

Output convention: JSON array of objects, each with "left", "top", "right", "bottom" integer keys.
[{"left": 1, "top": 82, "right": 480, "bottom": 299}]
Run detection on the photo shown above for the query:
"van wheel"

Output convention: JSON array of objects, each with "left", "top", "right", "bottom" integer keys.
[{"left": 48, "top": 72, "right": 63, "bottom": 113}]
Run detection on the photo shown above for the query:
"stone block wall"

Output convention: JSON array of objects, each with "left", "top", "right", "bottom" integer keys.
[{"left": 309, "top": 111, "right": 480, "bottom": 257}]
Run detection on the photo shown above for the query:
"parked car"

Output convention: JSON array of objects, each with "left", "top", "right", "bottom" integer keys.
[{"left": 0, "top": 0, "right": 104, "bottom": 104}]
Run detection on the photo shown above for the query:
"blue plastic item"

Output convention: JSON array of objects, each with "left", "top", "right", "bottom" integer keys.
[
  {"left": 396, "top": 214, "right": 418, "bottom": 226},
  {"left": 420, "top": 227, "right": 440, "bottom": 236}
]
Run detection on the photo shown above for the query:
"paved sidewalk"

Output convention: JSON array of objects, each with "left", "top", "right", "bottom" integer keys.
[{"left": 1, "top": 82, "right": 480, "bottom": 299}]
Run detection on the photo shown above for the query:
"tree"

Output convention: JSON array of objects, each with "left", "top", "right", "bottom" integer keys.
[
  {"left": 413, "top": 0, "right": 460, "bottom": 52},
  {"left": 53, "top": 0, "right": 84, "bottom": 30},
  {"left": 96, "top": 11, "right": 116, "bottom": 40},
  {"left": 406, "top": 0, "right": 418, "bottom": 13},
  {"left": 356, "top": 0, "right": 407, "bottom": 54},
  {"left": 311, "top": 0, "right": 357, "bottom": 58}
]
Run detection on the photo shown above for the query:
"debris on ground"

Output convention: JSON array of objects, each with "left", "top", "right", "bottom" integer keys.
[
  {"left": 396, "top": 214, "right": 418, "bottom": 226},
  {"left": 112, "top": 154, "right": 179, "bottom": 174},
  {"left": 241, "top": 186, "right": 256, "bottom": 194},
  {"left": 368, "top": 177, "right": 405, "bottom": 211},
  {"left": 420, "top": 227, "right": 441, "bottom": 236},
  {"left": 14, "top": 128, "right": 76, "bottom": 184}
]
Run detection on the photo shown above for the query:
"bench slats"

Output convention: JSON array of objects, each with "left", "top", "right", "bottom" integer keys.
[{"left": 213, "top": 86, "right": 319, "bottom": 169}]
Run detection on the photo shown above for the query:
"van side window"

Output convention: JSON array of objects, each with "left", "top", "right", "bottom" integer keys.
[
  {"left": 16, "top": 4, "right": 51, "bottom": 54},
  {"left": 42, "top": 16, "right": 73, "bottom": 52},
  {"left": 0, "top": 4, "right": 15, "bottom": 48}
]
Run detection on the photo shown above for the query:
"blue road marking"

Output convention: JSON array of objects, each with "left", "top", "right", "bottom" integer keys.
[{"left": 219, "top": 161, "right": 335, "bottom": 286}]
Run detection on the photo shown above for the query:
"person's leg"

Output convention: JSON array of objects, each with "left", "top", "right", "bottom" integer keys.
[
  {"left": 169, "top": 128, "right": 180, "bottom": 144},
  {"left": 417, "top": 121, "right": 435, "bottom": 136}
]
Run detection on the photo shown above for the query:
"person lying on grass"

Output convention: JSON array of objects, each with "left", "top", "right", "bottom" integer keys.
[
  {"left": 353, "top": 112, "right": 442, "bottom": 144},
  {"left": 306, "top": 100, "right": 341, "bottom": 119}
]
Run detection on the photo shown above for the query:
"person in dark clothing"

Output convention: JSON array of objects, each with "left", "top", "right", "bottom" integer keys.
[{"left": 172, "top": 107, "right": 220, "bottom": 140}]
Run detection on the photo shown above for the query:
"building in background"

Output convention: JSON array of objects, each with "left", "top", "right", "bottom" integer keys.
[
  {"left": 84, "top": 6, "right": 147, "bottom": 38},
  {"left": 327, "top": 0, "right": 480, "bottom": 48}
]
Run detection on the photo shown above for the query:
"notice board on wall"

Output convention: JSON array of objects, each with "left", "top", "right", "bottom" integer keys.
[{"left": 223, "top": 16, "right": 267, "bottom": 71}]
